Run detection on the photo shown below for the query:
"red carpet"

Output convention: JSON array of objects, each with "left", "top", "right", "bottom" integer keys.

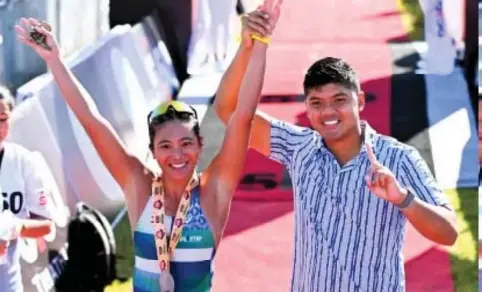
[
  {"left": 214, "top": 201, "right": 294, "bottom": 292},
  {"left": 215, "top": 201, "right": 454, "bottom": 292},
  {"left": 216, "top": 0, "right": 454, "bottom": 291}
]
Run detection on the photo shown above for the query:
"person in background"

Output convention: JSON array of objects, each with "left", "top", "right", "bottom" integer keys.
[
  {"left": 0, "top": 86, "right": 55, "bottom": 292},
  {"left": 188, "top": 0, "right": 250, "bottom": 74},
  {"left": 416, "top": 0, "right": 462, "bottom": 75},
  {"left": 109, "top": 0, "right": 192, "bottom": 85}
]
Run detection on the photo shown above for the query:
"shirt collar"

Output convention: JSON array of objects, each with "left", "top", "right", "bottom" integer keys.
[
  {"left": 360, "top": 121, "right": 377, "bottom": 154},
  {"left": 316, "top": 121, "right": 378, "bottom": 154}
]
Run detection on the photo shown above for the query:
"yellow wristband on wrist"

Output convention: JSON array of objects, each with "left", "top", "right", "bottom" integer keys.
[{"left": 250, "top": 33, "right": 271, "bottom": 44}]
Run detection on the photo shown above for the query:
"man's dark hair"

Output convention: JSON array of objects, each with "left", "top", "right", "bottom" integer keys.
[
  {"left": 0, "top": 86, "right": 15, "bottom": 111},
  {"left": 303, "top": 57, "right": 360, "bottom": 95},
  {"left": 148, "top": 107, "right": 202, "bottom": 150}
]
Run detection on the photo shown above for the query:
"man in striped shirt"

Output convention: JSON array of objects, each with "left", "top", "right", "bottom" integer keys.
[{"left": 214, "top": 8, "right": 458, "bottom": 292}]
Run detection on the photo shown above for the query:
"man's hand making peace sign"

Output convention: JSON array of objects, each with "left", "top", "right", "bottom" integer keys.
[
  {"left": 364, "top": 142, "right": 457, "bottom": 246},
  {"left": 365, "top": 143, "right": 408, "bottom": 206}
]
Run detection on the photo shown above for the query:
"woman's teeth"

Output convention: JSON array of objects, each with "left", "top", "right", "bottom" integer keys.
[
  {"left": 171, "top": 163, "right": 187, "bottom": 169},
  {"left": 323, "top": 120, "right": 339, "bottom": 126}
]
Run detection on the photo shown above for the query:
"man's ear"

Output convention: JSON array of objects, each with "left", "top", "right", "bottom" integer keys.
[{"left": 357, "top": 91, "right": 366, "bottom": 112}]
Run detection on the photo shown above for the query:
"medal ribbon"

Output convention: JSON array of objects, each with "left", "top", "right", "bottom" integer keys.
[{"left": 151, "top": 174, "right": 198, "bottom": 272}]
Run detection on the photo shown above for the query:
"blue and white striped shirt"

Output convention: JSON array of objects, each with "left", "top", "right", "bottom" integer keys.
[{"left": 270, "top": 120, "right": 448, "bottom": 292}]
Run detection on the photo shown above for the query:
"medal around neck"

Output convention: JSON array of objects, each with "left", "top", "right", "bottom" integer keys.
[
  {"left": 160, "top": 271, "right": 175, "bottom": 292},
  {"left": 152, "top": 174, "right": 199, "bottom": 292}
]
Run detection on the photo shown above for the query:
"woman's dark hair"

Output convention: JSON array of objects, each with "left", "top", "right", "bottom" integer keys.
[{"left": 148, "top": 107, "right": 202, "bottom": 150}]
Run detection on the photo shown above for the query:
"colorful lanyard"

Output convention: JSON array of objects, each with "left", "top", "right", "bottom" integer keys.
[{"left": 151, "top": 174, "right": 198, "bottom": 272}]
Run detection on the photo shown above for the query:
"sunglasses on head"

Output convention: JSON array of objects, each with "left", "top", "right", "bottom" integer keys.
[{"left": 147, "top": 100, "right": 198, "bottom": 125}]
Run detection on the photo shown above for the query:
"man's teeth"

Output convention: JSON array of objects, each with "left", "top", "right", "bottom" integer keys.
[
  {"left": 323, "top": 120, "right": 339, "bottom": 126},
  {"left": 171, "top": 163, "right": 187, "bottom": 169}
]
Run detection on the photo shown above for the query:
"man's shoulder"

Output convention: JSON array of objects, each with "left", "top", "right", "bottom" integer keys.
[
  {"left": 270, "top": 119, "right": 316, "bottom": 139},
  {"left": 374, "top": 134, "right": 416, "bottom": 156}
]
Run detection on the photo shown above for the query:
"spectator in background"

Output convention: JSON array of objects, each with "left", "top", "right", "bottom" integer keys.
[
  {"left": 188, "top": 0, "right": 244, "bottom": 74},
  {"left": 109, "top": 0, "right": 192, "bottom": 85},
  {"left": 0, "top": 86, "right": 55, "bottom": 292},
  {"left": 416, "top": 0, "right": 460, "bottom": 75}
]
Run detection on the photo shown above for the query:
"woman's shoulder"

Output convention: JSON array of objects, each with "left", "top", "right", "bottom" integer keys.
[{"left": 124, "top": 167, "right": 154, "bottom": 205}]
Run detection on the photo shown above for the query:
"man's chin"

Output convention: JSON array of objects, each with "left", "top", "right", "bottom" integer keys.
[{"left": 320, "top": 131, "right": 346, "bottom": 143}]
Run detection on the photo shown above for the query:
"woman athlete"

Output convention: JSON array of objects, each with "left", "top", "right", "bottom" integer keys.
[{"left": 15, "top": 2, "right": 280, "bottom": 291}]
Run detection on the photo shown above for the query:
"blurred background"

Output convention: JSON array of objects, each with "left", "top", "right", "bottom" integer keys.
[{"left": 0, "top": 0, "right": 478, "bottom": 291}]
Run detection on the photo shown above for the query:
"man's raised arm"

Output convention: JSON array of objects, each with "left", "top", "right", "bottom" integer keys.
[{"left": 213, "top": 2, "right": 281, "bottom": 156}]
